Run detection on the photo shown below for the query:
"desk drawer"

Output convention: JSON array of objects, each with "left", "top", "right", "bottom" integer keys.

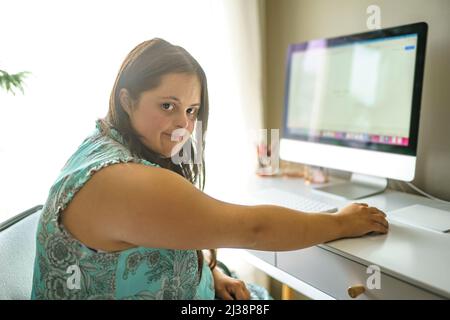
[
  {"left": 247, "top": 250, "right": 276, "bottom": 265},
  {"left": 277, "top": 246, "right": 443, "bottom": 300}
]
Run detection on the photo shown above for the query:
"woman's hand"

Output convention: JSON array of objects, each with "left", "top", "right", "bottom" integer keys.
[
  {"left": 212, "top": 267, "right": 251, "bottom": 300},
  {"left": 335, "top": 203, "right": 389, "bottom": 238}
]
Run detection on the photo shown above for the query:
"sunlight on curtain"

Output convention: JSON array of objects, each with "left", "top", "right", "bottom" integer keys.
[
  {"left": 203, "top": 0, "right": 264, "bottom": 199},
  {"left": 0, "top": 0, "right": 264, "bottom": 222}
]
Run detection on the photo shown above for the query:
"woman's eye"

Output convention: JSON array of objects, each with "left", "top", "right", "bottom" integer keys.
[
  {"left": 187, "top": 108, "right": 198, "bottom": 116},
  {"left": 161, "top": 103, "right": 174, "bottom": 111}
]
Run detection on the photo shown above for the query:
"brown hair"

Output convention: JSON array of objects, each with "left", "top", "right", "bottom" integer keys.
[{"left": 98, "top": 38, "right": 216, "bottom": 276}]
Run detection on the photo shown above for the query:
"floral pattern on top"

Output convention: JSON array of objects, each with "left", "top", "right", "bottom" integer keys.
[{"left": 30, "top": 120, "right": 214, "bottom": 300}]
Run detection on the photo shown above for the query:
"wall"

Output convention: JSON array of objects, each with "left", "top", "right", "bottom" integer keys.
[{"left": 264, "top": 0, "right": 450, "bottom": 200}]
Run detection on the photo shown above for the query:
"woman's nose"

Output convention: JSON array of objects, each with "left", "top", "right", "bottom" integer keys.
[{"left": 175, "top": 112, "right": 189, "bottom": 129}]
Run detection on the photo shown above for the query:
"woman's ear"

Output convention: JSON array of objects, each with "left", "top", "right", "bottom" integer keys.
[{"left": 119, "top": 88, "right": 133, "bottom": 116}]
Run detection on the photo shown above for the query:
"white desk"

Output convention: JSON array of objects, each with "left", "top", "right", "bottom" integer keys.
[{"left": 205, "top": 174, "right": 450, "bottom": 300}]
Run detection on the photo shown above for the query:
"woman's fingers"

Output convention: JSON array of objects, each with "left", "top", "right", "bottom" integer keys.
[
  {"left": 217, "top": 278, "right": 250, "bottom": 300},
  {"left": 369, "top": 206, "right": 387, "bottom": 217},
  {"left": 235, "top": 287, "right": 251, "bottom": 300},
  {"left": 354, "top": 202, "right": 369, "bottom": 207},
  {"left": 230, "top": 281, "right": 250, "bottom": 300},
  {"left": 372, "top": 221, "right": 389, "bottom": 234},
  {"left": 240, "top": 285, "right": 251, "bottom": 300},
  {"left": 354, "top": 202, "right": 386, "bottom": 217},
  {"left": 371, "top": 213, "right": 389, "bottom": 229},
  {"left": 219, "top": 289, "right": 234, "bottom": 300}
]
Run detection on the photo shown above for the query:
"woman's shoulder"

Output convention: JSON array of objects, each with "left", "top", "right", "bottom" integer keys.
[
  {"left": 64, "top": 126, "right": 159, "bottom": 174},
  {"left": 44, "top": 124, "right": 161, "bottom": 218}
]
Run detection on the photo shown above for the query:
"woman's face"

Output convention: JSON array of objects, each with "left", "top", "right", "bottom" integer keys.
[{"left": 120, "top": 73, "right": 201, "bottom": 158}]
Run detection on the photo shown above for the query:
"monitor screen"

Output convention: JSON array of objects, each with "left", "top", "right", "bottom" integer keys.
[
  {"left": 280, "top": 22, "right": 428, "bottom": 185},
  {"left": 283, "top": 22, "right": 427, "bottom": 157}
]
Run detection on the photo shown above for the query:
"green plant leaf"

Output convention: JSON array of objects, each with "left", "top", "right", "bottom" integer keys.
[{"left": 0, "top": 70, "right": 30, "bottom": 95}]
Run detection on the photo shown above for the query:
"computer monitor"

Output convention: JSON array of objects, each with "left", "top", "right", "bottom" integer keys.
[{"left": 280, "top": 22, "right": 428, "bottom": 199}]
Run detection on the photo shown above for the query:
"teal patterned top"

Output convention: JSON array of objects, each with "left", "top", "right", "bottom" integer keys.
[{"left": 30, "top": 120, "right": 215, "bottom": 300}]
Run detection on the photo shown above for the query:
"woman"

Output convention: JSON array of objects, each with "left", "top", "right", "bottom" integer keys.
[{"left": 31, "top": 38, "right": 388, "bottom": 300}]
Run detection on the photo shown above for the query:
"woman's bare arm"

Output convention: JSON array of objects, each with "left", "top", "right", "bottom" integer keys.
[{"left": 62, "top": 163, "right": 388, "bottom": 252}]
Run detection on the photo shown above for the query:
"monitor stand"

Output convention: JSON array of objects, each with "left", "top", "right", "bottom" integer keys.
[{"left": 314, "top": 173, "right": 388, "bottom": 200}]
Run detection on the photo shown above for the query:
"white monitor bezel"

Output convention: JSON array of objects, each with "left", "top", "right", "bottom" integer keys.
[
  {"left": 280, "top": 138, "right": 416, "bottom": 181},
  {"left": 280, "top": 22, "right": 427, "bottom": 183}
]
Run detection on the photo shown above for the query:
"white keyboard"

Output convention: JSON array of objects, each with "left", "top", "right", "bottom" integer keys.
[{"left": 251, "top": 188, "right": 338, "bottom": 213}]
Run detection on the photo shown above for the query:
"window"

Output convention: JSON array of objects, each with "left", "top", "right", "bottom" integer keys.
[{"left": 0, "top": 0, "right": 263, "bottom": 222}]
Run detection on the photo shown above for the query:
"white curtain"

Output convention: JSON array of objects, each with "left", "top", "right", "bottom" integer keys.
[
  {"left": 203, "top": 0, "right": 265, "bottom": 198},
  {"left": 0, "top": 0, "right": 264, "bottom": 221}
]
